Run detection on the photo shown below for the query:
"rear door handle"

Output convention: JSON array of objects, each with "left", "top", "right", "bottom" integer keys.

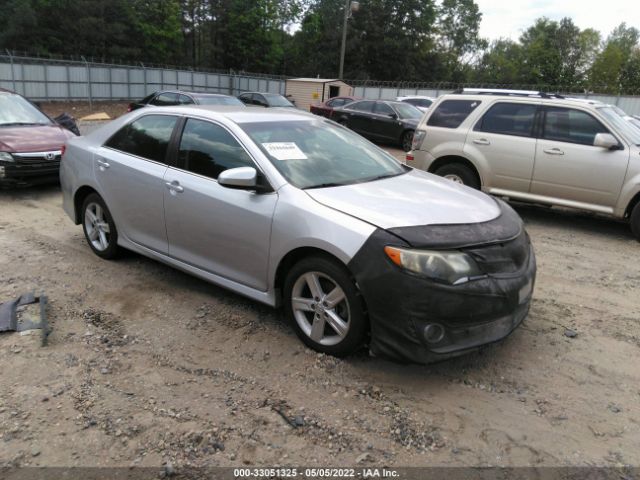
[
  {"left": 473, "top": 138, "right": 490, "bottom": 145},
  {"left": 165, "top": 180, "right": 184, "bottom": 193},
  {"left": 96, "top": 158, "right": 110, "bottom": 170},
  {"left": 543, "top": 148, "right": 564, "bottom": 155}
]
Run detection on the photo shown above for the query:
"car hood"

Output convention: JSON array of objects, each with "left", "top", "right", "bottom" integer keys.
[
  {"left": 305, "top": 169, "right": 501, "bottom": 230},
  {"left": 0, "top": 124, "right": 73, "bottom": 152}
]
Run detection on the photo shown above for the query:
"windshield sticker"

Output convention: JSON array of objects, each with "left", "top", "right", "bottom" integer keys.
[{"left": 262, "top": 142, "right": 308, "bottom": 160}]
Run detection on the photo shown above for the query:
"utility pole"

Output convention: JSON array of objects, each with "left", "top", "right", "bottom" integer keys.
[{"left": 339, "top": 1, "right": 360, "bottom": 79}]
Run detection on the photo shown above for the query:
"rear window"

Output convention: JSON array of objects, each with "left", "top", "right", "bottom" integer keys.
[
  {"left": 403, "top": 98, "right": 433, "bottom": 108},
  {"left": 475, "top": 102, "right": 537, "bottom": 137},
  {"left": 427, "top": 100, "right": 480, "bottom": 128}
]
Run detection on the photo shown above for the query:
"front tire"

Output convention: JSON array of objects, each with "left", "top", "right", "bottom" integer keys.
[
  {"left": 434, "top": 163, "right": 480, "bottom": 189},
  {"left": 283, "top": 256, "right": 367, "bottom": 356},
  {"left": 401, "top": 130, "right": 414, "bottom": 152},
  {"left": 82, "top": 193, "right": 120, "bottom": 259},
  {"left": 631, "top": 202, "right": 640, "bottom": 241}
]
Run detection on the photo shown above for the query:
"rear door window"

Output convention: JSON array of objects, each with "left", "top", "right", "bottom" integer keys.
[
  {"left": 427, "top": 100, "right": 481, "bottom": 128},
  {"left": 178, "top": 118, "right": 254, "bottom": 180},
  {"left": 542, "top": 107, "right": 609, "bottom": 145},
  {"left": 476, "top": 102, "right": 537, "bottom": 137},
  {"left": 348, "top": 101, "right": 374, "bottom": 113},
  {"left": 374, "top": 102, "right": 395, "bottom": 116},
  {"left": 105, "top": 115, "right": 178, "bottom": 163}
]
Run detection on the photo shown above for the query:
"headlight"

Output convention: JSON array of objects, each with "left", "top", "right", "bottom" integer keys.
[
  {"left": 384, "top": 246, "right": 483, "bottom": 285},
  {"left": 0, "top": 152, "right": 14, "bottom": 163}
]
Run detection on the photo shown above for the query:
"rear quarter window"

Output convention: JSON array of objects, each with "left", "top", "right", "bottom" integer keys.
[{"left": 427, "top": 100, "right": 481, "bottom": 128}]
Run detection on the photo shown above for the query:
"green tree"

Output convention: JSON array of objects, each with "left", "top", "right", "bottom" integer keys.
[{"left": 435, "top": 0, "right": 487, "bottom": 82}]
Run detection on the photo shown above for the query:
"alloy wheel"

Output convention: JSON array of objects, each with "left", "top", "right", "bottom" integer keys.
[
  {"left": 291, "top": 271, "right": 350, "bottom": 346},
  {"left": 84, "top": 202, "right": 111, "bottom": 251}
]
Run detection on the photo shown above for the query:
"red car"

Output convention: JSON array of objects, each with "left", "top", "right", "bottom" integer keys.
[
  {"left": 310, "top": 96, "right": 361, "bottom": 118},
  {"left": 0, "top": 89, "right": 75, "bottom": 186}
]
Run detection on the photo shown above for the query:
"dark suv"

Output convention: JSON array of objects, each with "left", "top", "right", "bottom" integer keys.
[{"left": 0, "top": 89, "right": 75, "bottom": 186}]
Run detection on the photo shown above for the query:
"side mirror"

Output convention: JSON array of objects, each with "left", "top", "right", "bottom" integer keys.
[
  {"left": 218, "top": 167, "right": 271, "bottom": 193},
  {"left": 593, "top": 133, "right": 620, "bottom": 150},
  {"left": 388, "top": 113, "right": 398, "bottom": 120}
]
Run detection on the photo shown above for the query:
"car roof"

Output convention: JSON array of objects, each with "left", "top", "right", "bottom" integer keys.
[
  {"left": 397, "top": 95, "right": 434, "bottom": 100},
  {"left": 156, "top": 90, "right": 232, "bottom": 97},
  {"left": 440, "top": 91, "right": 613, "bottom": 111},
  {"left": 149, "top": 105, "right": 317, "bottom": 124}
]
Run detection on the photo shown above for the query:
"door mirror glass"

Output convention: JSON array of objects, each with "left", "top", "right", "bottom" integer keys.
[
  {"left": 593, "top": 133, "right": 619, "bottom": 149},
  {"left": 218, "top": 167, "right": 257, "bottom": 189}
]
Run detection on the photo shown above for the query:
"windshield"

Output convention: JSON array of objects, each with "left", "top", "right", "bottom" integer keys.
[
  {"left": 598, "top": 106, "right": 640, "bottom": 145},
  {"left": 392, "top": 102, "right": 423, "bottom": 120},
  {"left": 240, "top": 119, "right": 406, "bottom": 189},
  {"left": 196, "top": 96, "right": 244, "bottom": 106},
  {"left": 264, "top": 94, "right": 295, "bottom": 107},
  {"left": 0, "top": 94, "right": 52, "bottom": 127}
]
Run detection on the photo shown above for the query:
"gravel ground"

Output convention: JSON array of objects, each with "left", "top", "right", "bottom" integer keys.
[{"left": 1, "top": 142, "right": 639, "bottom": 471}]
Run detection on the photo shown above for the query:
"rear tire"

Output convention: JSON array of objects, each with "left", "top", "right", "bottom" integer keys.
[
  {"left": 401, "top": 130, "right": 414, "bottom": 152},
  {"left": 631, "top": 202, "right": 640, "bottom": 241},
  {"left": 81, "top": 193, "right": 120, "bottom": 259},
  {"left": 434, "top": 163, "right": 480, "bottom": 189},
  {"left": 283, "top": 256, "right": 367, "bottom": 357}
]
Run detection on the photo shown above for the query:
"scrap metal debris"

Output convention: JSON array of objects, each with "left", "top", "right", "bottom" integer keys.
[{"left": 0, "top": 292, "right": 50, "bottom": 346}]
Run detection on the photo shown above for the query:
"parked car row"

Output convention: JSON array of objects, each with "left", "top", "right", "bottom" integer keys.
[
  {"left": 5, "top": 85, "right": 640, "bottom": 364},
  {"left": 127, "top": 90, "right": 298, "bottom": 112}
]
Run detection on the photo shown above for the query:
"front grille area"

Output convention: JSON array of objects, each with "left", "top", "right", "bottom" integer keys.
[
  {"left": 464, "top": 231, "right": 530, "bottom": 275},
  {"left": 13, "top": 153, "right": 62, "bottom": 165}
]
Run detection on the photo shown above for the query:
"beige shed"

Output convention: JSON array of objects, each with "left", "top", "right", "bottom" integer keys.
[{"left": 285, "top": 78, "right": 353, "bottom": 112}]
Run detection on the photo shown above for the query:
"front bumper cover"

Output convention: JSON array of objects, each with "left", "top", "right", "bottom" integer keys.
[
  {"left": 0, "top": 159, "right": 61, "bottom": 185},
  {"left": 348, "top": 199, "right": 536, "bottom": 364}
]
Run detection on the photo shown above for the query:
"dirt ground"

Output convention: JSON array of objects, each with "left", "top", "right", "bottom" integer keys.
[
  {"left": 40, "top": 101, "right": 129, "bottom": 121},
  {"left": 1, "top": 153, "right": 640, "bottom": 473}
]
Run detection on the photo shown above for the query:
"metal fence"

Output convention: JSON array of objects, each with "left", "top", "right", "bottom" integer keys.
[
  {"left": 0, "top": 52, "right": 286, "bottom": 105},
  {"left": 2, "top": 52, "right": 640, "bottom": 115}
]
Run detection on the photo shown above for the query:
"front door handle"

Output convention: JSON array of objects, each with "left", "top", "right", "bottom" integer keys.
[
  {"left": 473, "top": 138, "right": 490, "bottom": 145},
  {"left": 165, "top": 180, "right": 184, "bottom": 193},
  {"left": 96, "top": 158, "right": 110, "bottom": 170},
  {"left": 543, "top": 148, "right": 564, "bottom": 155}
]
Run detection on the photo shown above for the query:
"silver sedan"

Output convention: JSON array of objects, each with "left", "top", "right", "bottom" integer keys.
[{"left": 60, "top": 106, "right": 536, "bottom": 363}]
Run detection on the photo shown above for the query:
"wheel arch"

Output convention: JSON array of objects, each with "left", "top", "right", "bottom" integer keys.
[
  {"left": 625, "top": 190, "right": 640, "bottom": 218},
  {"left": 428, "top": 155, "right": 482, "bottom": 187},
  {"left": 273, "top": 246, "right": 365, "bottom": 308},
  {"left": 73, "top": 185, "right": 100, "bottom": 224}
]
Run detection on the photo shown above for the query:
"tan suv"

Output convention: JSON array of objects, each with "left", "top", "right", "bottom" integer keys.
[{"left": 407, "top": 89, "right": 640, "bottom": 240}]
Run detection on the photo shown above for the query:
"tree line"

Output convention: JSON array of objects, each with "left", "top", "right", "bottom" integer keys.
[{"left": 1, "top": 0, "right": 639, "bottom": 93}]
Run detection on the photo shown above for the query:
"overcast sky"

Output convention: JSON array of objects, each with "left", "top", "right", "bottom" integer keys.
[{"left": 475, "top": 0, "right": 637, "bottom": 41}]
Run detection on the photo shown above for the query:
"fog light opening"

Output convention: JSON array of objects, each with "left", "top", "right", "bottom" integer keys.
[{"left": 423, "top": 323, "right": 445, "bottom": 344}]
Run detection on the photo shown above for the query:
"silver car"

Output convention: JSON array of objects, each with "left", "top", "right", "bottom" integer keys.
[{"left": 60, "top": 106, "right": 536, "bottom": 363}]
